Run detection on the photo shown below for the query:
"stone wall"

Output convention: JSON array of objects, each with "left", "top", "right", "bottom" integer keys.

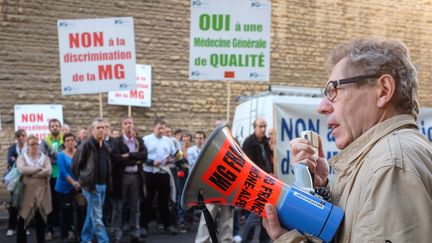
[{"left": 1, "top": 0, "right": 432, "bottom": 192}]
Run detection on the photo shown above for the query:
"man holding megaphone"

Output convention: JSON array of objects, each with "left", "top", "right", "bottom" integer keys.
[{"left": 263, "top": 37, "right": 432, "bottom": 242}]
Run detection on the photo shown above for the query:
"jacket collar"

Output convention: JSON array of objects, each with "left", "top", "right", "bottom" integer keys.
[{"left": 329, "top": 114, "right": 417, "bottom": 177}]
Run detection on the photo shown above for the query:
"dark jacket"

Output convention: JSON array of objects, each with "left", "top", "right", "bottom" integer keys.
[
  {"left": 242, "top": 134, "right": 273, "bottom": 173},
  {"left": 7, "top": 143, "right": 20, "bottom": 169},
  {"left": 72, "top": 136, "right": 112, "bottom": 193},
  {"left": 110, "top": 135, "right": 147, "bottom": 199}
]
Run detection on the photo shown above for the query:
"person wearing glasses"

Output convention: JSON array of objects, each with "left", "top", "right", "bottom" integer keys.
[
  {"left": 5, "top": 129, "right": 27, "bottom": 237},
  {"left": 16, "top": 135, "right": 52, "bottom": 243},
  {"left": 263, "top": 37, "right": 432, "bottom": 242}
]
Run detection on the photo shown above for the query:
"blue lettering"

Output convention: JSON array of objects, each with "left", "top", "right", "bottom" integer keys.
[
  {"left": 429, "top": 127, "right": 432, "bottom": 141},
  {"left": 281, "top": 118, "right": 293, "bottom": 142},
  {"left": 295, "top": 119, "right": 307, "bottom": 137},
  {"left": 419, "top": 120, "right": 432, "bottom": 141},
  {"left": 280, "top": 150, "right": 290, "bottom": 175},
  {"left": 308, "top": 119, "right": 320, "bottom": 134},
  {"left": 326, "top": 151, "right": 338, "bottom": 160},
  {"left": 327, "top": 128, "right": 335, "bottom": 142},
  {"left": 420, "top": 120, "right": 426, "bottom": 135},
  {"left": 281, "top": 118, "right": 321, "bottom": 141}
]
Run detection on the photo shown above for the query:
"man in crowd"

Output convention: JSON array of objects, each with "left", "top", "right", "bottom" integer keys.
[
  {"left": 110, "top": 116, "right": 147, "bottom": 243},
  {"left": 73, "top": 118, "right": 111, "bottom": 243},
  {"left": 241, "top": 117, "right": 272, "bottom": 243},
  {"left": 40, "top": 118, "right": 63, "bottom": 240},
  {"left": 174, "top": 129, "right": 183, "bottom": 148},
  {"left": 61, "top": 123, "right": 71, "bottom": 134},
  {"left": 165, "top": 125, "right": 181, "bottom": 151},
  {"left": 142, "top": 118, "right": 178, "bottom": 235},
  {"left": 187, "top": 131, "right": 205, "bottom": 168},
  {"left": 263, "top": 37, "right": 432, "bottom": 242},
  {"left": 76, "top": 128, "right": 89, "bottom": 147}
]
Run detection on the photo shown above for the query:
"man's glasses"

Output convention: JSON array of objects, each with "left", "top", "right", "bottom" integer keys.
[
  {"left": 324, "top": 74, "right": 379, "bottom": 101},
  {"left": 28, "top": 143, "right": 39, "bottom": 147}
]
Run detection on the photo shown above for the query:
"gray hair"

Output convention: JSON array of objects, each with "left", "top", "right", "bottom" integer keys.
[
  {"left": 326, "top": 37, "right": 419, "bottom": 120},
  {"left": 92, "top": 117, "right": 105, "bottom": 128},
  {"left": 253, "top": 117, "right": 267, "bottom": 128}
]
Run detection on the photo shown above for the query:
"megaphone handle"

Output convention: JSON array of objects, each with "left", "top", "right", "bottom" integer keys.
[{"left": 197, "top": 190, "right": 219, "bottom": 243}]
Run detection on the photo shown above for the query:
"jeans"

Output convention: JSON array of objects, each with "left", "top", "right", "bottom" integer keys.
[{"left": 81, "top": 185, "right": 109, "bottom": 243}]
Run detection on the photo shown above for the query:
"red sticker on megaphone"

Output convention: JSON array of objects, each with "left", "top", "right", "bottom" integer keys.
[{"left": 202, "top": 137, "right": 283, "bottom": 218}]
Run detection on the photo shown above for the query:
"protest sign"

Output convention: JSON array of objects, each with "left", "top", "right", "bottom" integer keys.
[
  {"left": 108, "top": 64, "right": 152, "bottom": 107},
  {"left": 189, "top": 0, "right": 271, "bottom": 81},
  {"left": 58, "top": 17, "right": 136, "bottom": 95},
  {"left": 14, "top": 105, "right": 63, "bottom": 139}
]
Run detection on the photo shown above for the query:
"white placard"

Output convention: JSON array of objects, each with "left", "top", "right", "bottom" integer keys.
[
  {"left": 108, "top": 64, "right": 152, "bottom": 107},
  {"left": 14, "top": 105, "right": 64, "bottom": 139},
  {"left": 189, "top": 0, "right": 271, "bottom": 81},
  {"left": 58, "top": 17, "right": 137, "bottom": 95}
]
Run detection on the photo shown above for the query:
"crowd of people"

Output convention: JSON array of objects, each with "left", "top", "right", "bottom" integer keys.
[{"left": 4, "top": 116, "right": 276, "bottom": 243}]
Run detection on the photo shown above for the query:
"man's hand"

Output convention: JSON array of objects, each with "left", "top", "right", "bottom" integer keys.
[
  {"left": 154, "top": 160, "right": 161, "bottom": 166},
  {"left": 121, "top": 153, "right": 129, "bottom": 158},
  {"left": 262, "top": 204, "right": 288, "bottom": 240},
  {"left": 72, "top": 181, "right": 81, "bottom": 191},
  {"left": 291, "top": 135, "right": 329, "bottom": 187}
]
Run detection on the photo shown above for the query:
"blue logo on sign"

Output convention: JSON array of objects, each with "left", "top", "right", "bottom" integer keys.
[
  {"left": 251, "top": 1, "right": 261, "bottom": 7},
  {"left": 64, "top": 86, "right": 72, "bottom": 92},
  {"left": 114, "top": 19, "right": 124, "bottom": 24},
  {"left": 59, "top": 21, "right": 68, "bottom": 27},
  {"left": 192, "top": 0, "right": 202, "bottom": 6},
  {"left": 191, "top": 71, "right": 201, "bottom": 76},
  {"left": 120, "top": 83, "right": 128, "bottom": 88}
]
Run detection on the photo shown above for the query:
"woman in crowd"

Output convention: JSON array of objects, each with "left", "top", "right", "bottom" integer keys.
[
  {"left": 55, "top": 133, "right": 81, "bottom": 242},
  {"left": 16, "top": 135, "right": 52, "bottom": 243}
]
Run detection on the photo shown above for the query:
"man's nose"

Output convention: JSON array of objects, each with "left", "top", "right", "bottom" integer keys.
[{"left": 317, "top": 97, "right": 333, "bottom": 115}]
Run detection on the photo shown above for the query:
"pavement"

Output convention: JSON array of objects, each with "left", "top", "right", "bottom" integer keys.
[
  {"left": 0, "top": 195, "right": 262, "bottom": 243},
  {"left": 0, "top": 195, "right": 200, "bottom": 243},
  {"left": 0, "top": 218, "right": 199, "bottom": 243}
]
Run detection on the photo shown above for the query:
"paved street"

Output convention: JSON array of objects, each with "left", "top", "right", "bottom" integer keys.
[{"left": 0, "top": 221, "right": 199, "bottom": 243}]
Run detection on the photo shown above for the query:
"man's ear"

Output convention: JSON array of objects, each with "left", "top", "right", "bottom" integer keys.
[{"left": 376, "top": 74, "right": 396, "bottom": 108}]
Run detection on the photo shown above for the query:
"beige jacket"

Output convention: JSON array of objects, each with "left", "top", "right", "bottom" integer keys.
[
  {"left": 16, "top": 153, "right": 52, "bottom": 226},
  {"left": 276, "top": 115, "right": 432, "bottom": 243}
]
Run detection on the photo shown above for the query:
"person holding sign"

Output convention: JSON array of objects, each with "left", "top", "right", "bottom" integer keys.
[{"left": 263, "top": 37, "right": 432, "bottom": 242}]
